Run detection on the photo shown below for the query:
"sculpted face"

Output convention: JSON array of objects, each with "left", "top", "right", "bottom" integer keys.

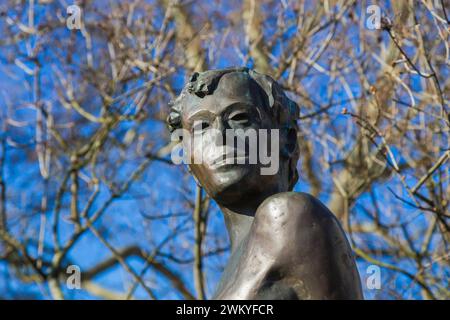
[{"left": 180, "top": 72, "right": 283, "bottom": 206}]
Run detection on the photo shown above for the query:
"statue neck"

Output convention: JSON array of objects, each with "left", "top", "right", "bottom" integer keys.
[
  {"left": 218, "top": 192, "right": 272, "bottom": 253},
  {"left": 215, "top": 172, "right": 290, "bottom": 253},
  {"left": 220, "top": 207, "right": 254, "bottom": 253}
]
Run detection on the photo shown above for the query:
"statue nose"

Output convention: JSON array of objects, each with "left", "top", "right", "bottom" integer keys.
[
  {"left": 212, "top": 118, "right": 230, "bottom": 147},
  {"left": 212, "top": 119, "right": 224, "bottom": 146},
  {"left": 214, "top": 117, "right": 225, "bottom": 132}
]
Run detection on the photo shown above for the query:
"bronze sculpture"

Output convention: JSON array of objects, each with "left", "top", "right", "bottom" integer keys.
[{"left": 167, "top": 67, "right": 363, "bottom": 299}]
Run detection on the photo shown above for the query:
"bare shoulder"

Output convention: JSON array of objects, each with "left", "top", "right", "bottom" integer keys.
[
  {"left": 252, "top": 192, "right": 363, "bottom": 299},
  {"left": 253, "top": 191, "right": 346, "bottom": 256},
  {"left": 254, "top": 192, "right": 338, "bottom": 232}
]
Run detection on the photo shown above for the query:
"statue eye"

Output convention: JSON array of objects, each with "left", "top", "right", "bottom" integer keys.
[
  {"left": 229, "top": 112, "right": 250, "bottom": 126},
  {"left": 192, "top": 121, "right": 210, "bottom": 132}
]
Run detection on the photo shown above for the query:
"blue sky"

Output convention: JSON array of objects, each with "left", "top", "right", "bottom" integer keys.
[{"left": 0, "top": 0, "right": 448, "bottom": 300}]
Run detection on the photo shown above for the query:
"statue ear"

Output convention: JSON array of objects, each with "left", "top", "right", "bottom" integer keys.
[
  {"left": 281, "top": 127, "right": 300, "bottom": 190},
  {"left": 281, "top": 127, "right": 298, "bottom": 158},
  {"left": 286, "top": 128, "right": 297, "bottom": 155}
]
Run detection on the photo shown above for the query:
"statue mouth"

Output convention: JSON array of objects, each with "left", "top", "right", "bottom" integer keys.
[{"left": 210, "top": 154, "right": 249, "bottom": 169}]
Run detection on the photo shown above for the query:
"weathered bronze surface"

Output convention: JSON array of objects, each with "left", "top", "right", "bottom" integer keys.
[{"left": 168, "top": 67, "right": 363, "bottom": 299}]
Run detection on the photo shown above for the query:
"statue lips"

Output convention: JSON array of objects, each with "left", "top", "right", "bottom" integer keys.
[{"left": 210, "top": 153, "right": 249, "bottom": 170}]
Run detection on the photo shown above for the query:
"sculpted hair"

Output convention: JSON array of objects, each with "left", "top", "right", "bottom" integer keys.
[{"left": 166, "top": 67, "right": 300, "bottom": 190}]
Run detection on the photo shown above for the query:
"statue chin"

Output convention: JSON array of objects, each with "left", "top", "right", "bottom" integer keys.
[
  {"left": 201, "top": 166, "right": 253, "bottom": 204},
  {"left": 207, "top": 169, "right": 280, "bottom": 208}
]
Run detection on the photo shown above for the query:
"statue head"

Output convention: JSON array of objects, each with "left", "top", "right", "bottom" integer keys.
[{"left": 167, "top": 67, "right": 300, "bottom": 207}]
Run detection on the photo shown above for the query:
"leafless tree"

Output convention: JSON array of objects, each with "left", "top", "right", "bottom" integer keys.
[{"left": 0, "top": 0, "right": 448, "bottom": 299}]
